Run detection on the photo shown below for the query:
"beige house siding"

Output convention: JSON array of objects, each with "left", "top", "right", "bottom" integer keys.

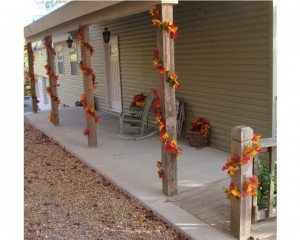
[
  {"left": 51, "top": 24, "right": 110, "bottom": 112},
  {"left": 53, "top": 41, "right": 84, "bottom": 107},
  {"left": 33, "top": 48, "right": 47, "bottom": 77},
  {"left": 173, "top": 1, "right": 273, "bottom": 151},
  {"left": 89, "top": 23, "right": 109, "bottom": 112},
  {"left": 106, "top": 12, "right": 158, "bottom": 111}
]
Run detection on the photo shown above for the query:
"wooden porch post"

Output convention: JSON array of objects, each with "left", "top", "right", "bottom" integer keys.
[
  {"left": 26, "top": 42, "right": 38, "bottom": 113},
  {"left": 230, "top": 126, "right": 253, "bottom": 239},
  {"left": 45, "top": 36, "right": 59, "bottom": 125},
  {"left": 79, "top": 25, "right": 97, "bottom": 147},
  {"left": 157, "top": 4, "right": 177, "bottom": 196}
]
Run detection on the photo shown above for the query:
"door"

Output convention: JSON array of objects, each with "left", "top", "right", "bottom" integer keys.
[{"left": 106, "top": 36, "right": 122, "bottom": 112}]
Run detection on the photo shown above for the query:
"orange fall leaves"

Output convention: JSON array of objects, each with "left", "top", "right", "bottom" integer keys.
[
  {"left": 152, "top": 90, "right": 182, "bottom": 179},
  {"left": 222, "top": 134, "right": 261, "bottom": 199},
  {"left": 153, "top": 50, "right": 180, "bottom": 89},
  {"left": 222, "top": 135, "right": 262, "bottom": 176},
  {"left": 223, "top": 176, "right": 259, "bottom": 200},
  {"left": 80, "top": 94, "right": 100, "bottom": 136},
  {"left": 150, "top": 7, "right": 179, "bottom": 40},
  {"left": 149, "top": 7, "right": 182, "bottom": 179}
]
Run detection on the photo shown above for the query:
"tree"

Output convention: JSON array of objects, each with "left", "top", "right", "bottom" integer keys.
[{"left": 33, "top": 0, "right": 69, "bottom": 10}]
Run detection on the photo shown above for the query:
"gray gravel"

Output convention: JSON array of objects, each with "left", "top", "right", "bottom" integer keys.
[{"left": 24, "top": 123, "right": 189, "bottom": 240}]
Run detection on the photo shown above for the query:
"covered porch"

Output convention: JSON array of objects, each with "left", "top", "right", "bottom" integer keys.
[{"left": 24, "top": 107, "right": 276, "bottom": 239}]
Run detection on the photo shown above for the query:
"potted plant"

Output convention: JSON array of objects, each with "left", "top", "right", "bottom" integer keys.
[{"left": 187, "top": 118, "right": 211, "bottom": 148}]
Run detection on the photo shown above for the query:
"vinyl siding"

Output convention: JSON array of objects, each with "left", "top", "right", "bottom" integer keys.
[
  {"left": 89, "top": 23, "right": 109, "bottom": 112},
  {"left": 53, "top": 41, "right": 84, "bottom": 107},
  {"left": 174, "top": 1, "right": 273, "bottom": 151},
  {"left": 106, "top": 12, "right": 158, "bottom": 110},
  {"left": 33, "top": 48, "right": 47, "bottom": 77},
  {"left": 105, "top": 1, "right": 273, "bottom": 151},
  {"left": 53, "top": 24, "right": 109, "bottom": 111}
]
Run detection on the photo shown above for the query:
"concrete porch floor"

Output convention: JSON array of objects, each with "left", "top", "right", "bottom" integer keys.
[{"left": 24, "top": 107, "right": 236, "bottom": 240}]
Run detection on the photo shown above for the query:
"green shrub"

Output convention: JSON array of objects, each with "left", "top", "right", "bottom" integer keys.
[{"left": 257, "top": 162, "right": 277, "bottom": 208}]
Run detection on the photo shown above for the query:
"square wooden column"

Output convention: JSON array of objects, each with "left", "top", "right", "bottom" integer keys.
[
  {"left": 230, "top": 126, "right": 253, "bottom": 239},
  {"left": 157, "top": 4, "right": 177, "bottom": 196},
  {"left": 44, "top": 36, "right": 59, "bottom": 125},
  {"left": 26, "top": 42, "right": 38, "bottom": 113},
  {"left": 79, "top": 25, "right": 97, "bottom": 147}
]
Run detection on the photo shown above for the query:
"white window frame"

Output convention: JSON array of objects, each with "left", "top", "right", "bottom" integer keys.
[
  {"left": 69, "top": 43, "right": 79, "bottom": 76},
  {"left": 55, "top": 45, "right": 64, "bottom": 75}
]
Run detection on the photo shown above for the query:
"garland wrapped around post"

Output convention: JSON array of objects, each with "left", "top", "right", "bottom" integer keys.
[
  {"left": 149, "top": 6, "right": 182, "bottom": 184},
  {"left": 25, "top": 43, "right": 39, "bottom": 112},
  {"left": 152, "top": 90, "right": 182, "bottom": 179},
  {"left": 222, "top": 134, "right": 262, "bottom": 199},
  {"left": 77, "top": 26, "right": 99, "bottom": 141},
  {"left": 44, "top": 36, "right": 60, "bottom": 125}
]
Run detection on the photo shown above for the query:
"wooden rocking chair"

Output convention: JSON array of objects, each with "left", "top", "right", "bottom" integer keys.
[{"left": 119, "top": 92, "right": 156, "bottom": 139}]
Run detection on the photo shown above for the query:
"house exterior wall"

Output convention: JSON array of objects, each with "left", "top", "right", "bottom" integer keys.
[
  {"left": 174, "top": 1, "right": 273, "bottom": 151},
  {"left": 106, "top": 12, "right": 158, "bottom": 110},
  {"left": 89, "top": 24, "right": 109, "bottom": 112},
  {"left": 32, "top": 1, "right": 274, "bottom": 152},
  {"left": 33, "top": 48, "right": 47, "bottom": 77},
  {"left": 105, "top": 1, "right": 273, "bottom": 151},
  {"left": 52, "top": 41, "right": 84, "bottom": 107}
]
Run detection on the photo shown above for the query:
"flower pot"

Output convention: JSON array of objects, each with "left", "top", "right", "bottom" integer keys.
[
  {"left": 258, "top": 196, "right": 268, "bottom": 210},
  {"left": 187, "top": 130, "right": 209, "bottom": 148}
]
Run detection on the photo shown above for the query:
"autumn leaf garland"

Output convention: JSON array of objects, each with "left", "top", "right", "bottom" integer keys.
[
  {"left": 25, "top": 45, "right": 39, "bottom": 106},
  {"left": 223, "top": 176, "right": 260, "bottom": 200},
  {"left": 43, "top": 38, "right": 56, "bottom": 56},
  {"left": 153, "top": 50, "right": 180, "bottom": 89},
  {"left": 77, "top": 31, "right": 94, "bottom": 55},
  {"left": 150, "top": 7, "right": 181, "bottom": 89},
  {"left": 77, "top": 28, "right": 99, "bottom": 136},
  {"left": 80, "top": 94, "right": 100, "bottom": 133},
  {"left": 150, "top": 6, "right": 179, "bottom": 40},
  {"left": 222, "top": 134, "right": 262, "bottom": 199},
  {"left": 79, "top": 61, "right": 97, "bottom": 91},
  {"left": 43, "top": 37, "right": 60, "bottom": 124},
  {"left": 150, "top": 7, "right": 182, "bottom": 179},
  {"left": 152, "top": 90, "right": 182, "bottom": 179},
  {"left": 44, "top": 64, "right": 61, "bottom": 112},
  {"left": 222, "top": 135, "right": 262, "bottom": 176}
]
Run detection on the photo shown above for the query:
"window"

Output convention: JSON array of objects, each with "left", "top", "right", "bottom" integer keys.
[
  {"left": 110, "top": 44, "right": 118, "bottom": 56},
  {"left": 55, "top": 45, "right": 64, "bottom": 75},
  {"left": 70, "top": 43, "right": 78, "bottom": 76}
]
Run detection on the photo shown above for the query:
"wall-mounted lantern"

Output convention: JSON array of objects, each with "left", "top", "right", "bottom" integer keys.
[
  {"left": 66, "top": 36, "right": 73, "bottom": 48},
  {"left": 102, "top": 27, "right": 111, "bottom": 43}
]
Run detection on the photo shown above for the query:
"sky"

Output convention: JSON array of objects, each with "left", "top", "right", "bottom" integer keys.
[{"left": 24, "top": 0, "right": 70, "bottom": 26}]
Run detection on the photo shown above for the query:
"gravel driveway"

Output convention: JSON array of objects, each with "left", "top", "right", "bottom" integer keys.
[{"left": 24, "top": 123, "right": 188, "bottom": 240}]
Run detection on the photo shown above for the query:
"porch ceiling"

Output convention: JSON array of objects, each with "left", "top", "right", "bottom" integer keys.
[{"left": 24, "top": 0, "right": 161, "bottom": 43}]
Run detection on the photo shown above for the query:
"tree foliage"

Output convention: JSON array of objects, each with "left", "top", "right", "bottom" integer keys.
[{"left": 33, "top": 0, "right": 68, "bottom": 11}]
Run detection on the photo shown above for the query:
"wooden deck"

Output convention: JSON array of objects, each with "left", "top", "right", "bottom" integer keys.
[{"left": 169, "top": 178, "right": 277, "bottom": 239}]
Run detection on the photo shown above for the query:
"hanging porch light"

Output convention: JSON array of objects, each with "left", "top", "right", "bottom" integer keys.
[
  {"left": 66, "top": 36, "right": 73, "bottom": 48},
  {"left": 102, "top": 27, "right": 111, "bottom": 43}
]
